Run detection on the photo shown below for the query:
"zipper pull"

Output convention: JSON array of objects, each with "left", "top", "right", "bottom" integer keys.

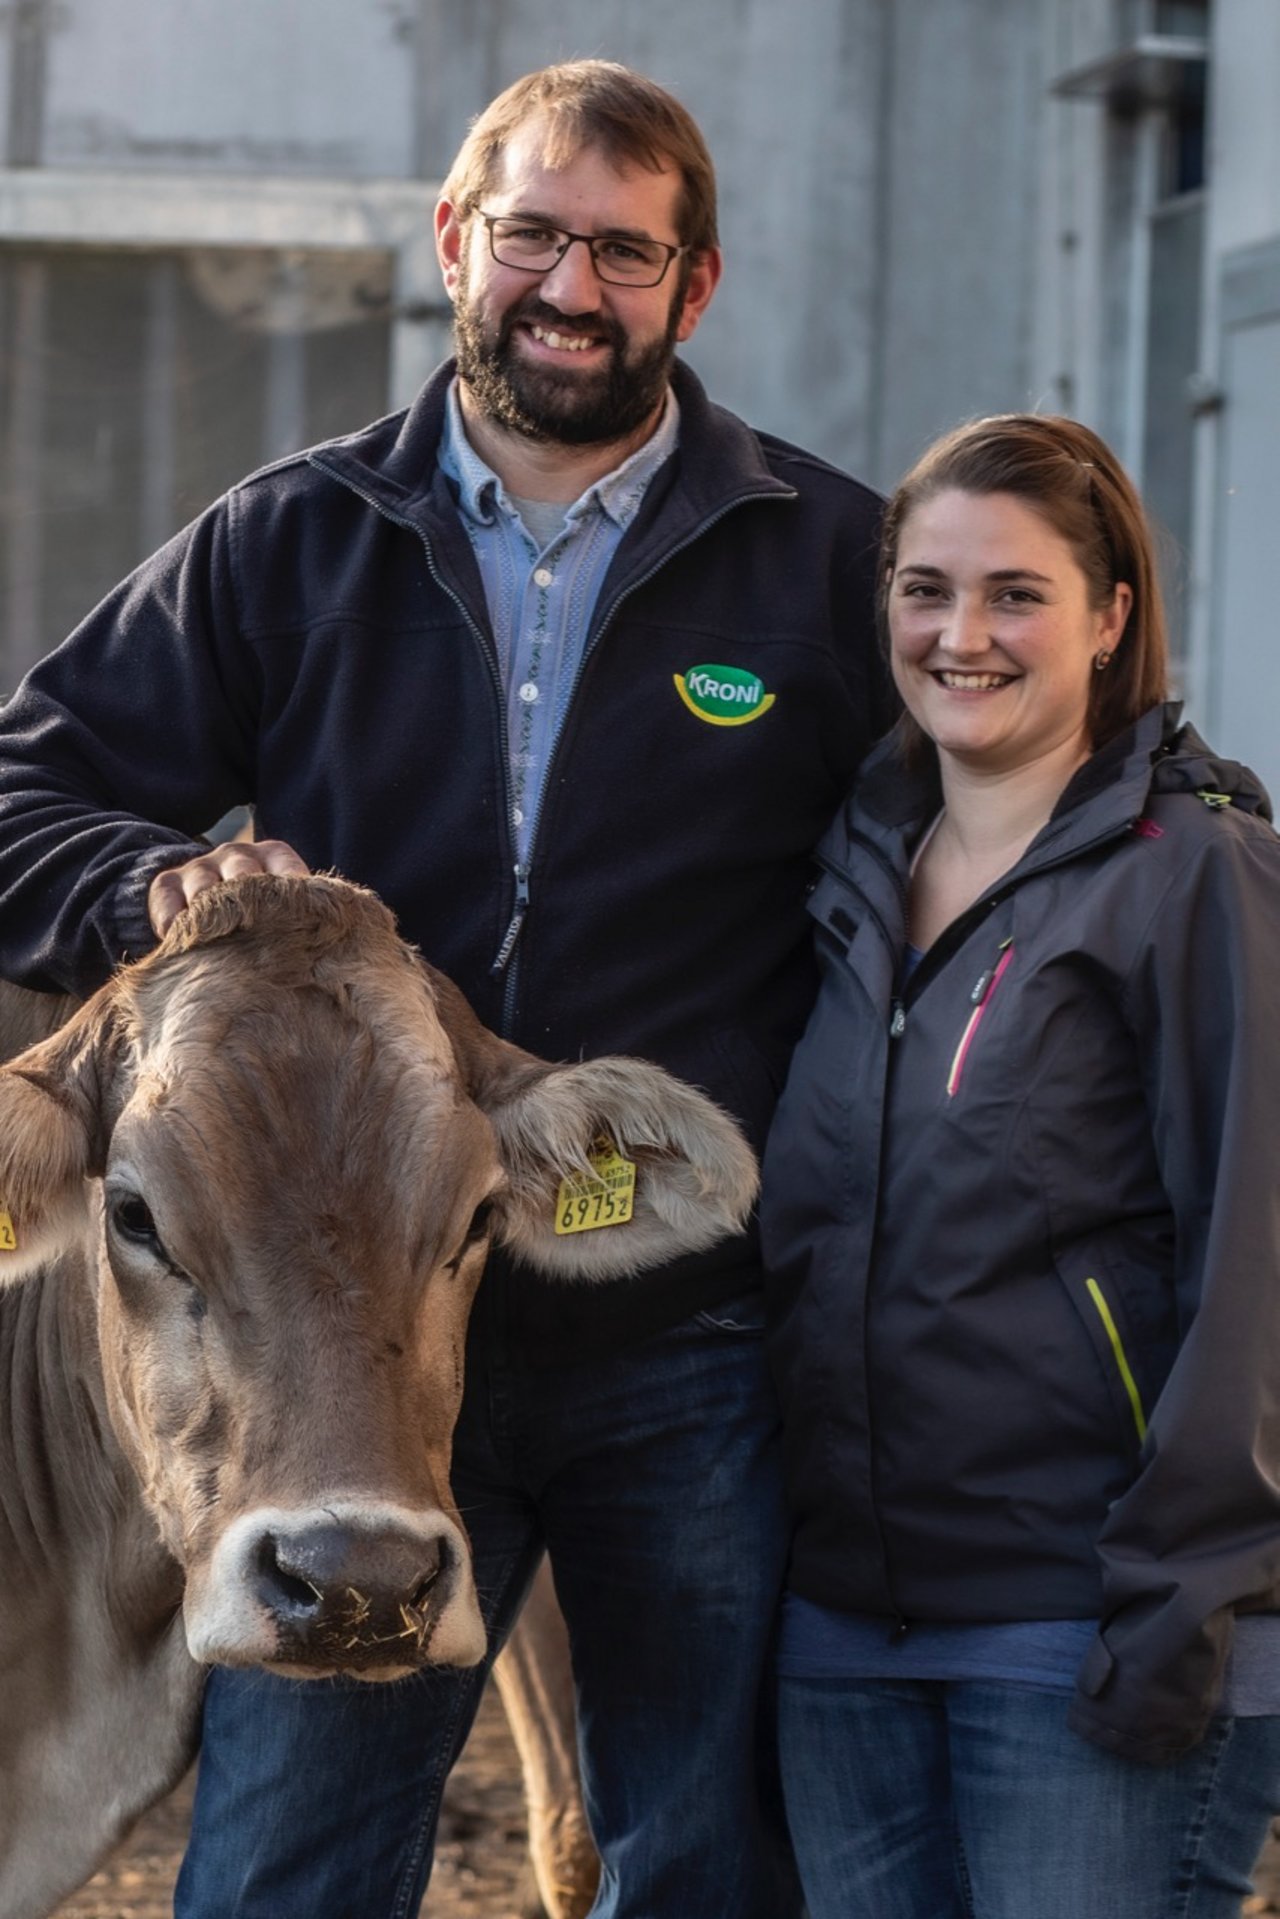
[
  {"left": 491, "top": 864, "right": 531, "bottom": 975},
  {"left": 971, "top": 937, "right": 1014, "bottom": 1005},
  {"left": 890, "top": 1002, "right": 906, "bottom": 1038}
]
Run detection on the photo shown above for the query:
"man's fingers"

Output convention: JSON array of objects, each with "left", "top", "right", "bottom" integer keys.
[
  {"left": 147, "top": 840, "right": 311, "bottom": 936},
  {"left": 252, "top": 839, "right": 312, "bottom": 877},
  {"left": 147, "top": 858, "right": 222, "bottom": 937}
]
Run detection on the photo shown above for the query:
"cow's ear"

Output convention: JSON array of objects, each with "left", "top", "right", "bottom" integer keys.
[
  {"left": 481, "top": 1054, "right": 759, "bottom": 1282},
  {"left": 0, "top": 980, "right": 78, "bottom": 1060},
  {"left": 422, "top": 965, "right": 758, "bottom": 1280},
  {"left": 0, "top": 1004, "right": 113, "bottom": 1282}
]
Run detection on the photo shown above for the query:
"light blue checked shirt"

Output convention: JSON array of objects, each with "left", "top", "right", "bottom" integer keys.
[{"left": 437, "top": 379, "right": 680, "bottom": 866}]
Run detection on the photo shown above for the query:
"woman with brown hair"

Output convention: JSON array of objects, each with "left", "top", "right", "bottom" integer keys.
[{"left": 762, "top": 414, "right": 1280, "bottom": 1916}]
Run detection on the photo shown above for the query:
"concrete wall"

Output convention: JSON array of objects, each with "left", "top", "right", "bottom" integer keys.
[
  {"left": 26, "top": 0, "right": 419, "bottom": 176},
  {"left": 868, "top": 0, "right": 1045, "bottom": 484}
]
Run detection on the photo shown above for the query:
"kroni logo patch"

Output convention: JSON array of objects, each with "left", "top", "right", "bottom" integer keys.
[{"left": 674, "top": 664, "right": 775, "bottom": 727}]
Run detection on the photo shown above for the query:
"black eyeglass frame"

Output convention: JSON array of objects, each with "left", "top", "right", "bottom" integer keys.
[{"left": 475, "top": 210, "right": 690, "bottom": 288}]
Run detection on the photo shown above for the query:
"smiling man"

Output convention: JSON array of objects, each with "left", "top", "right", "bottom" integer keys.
[
  {"left": 0, "top": 60, "right": 891, "bottom": 1919},
  {"left": 442, "top": 124, "right": 709, "bottom": 456}
]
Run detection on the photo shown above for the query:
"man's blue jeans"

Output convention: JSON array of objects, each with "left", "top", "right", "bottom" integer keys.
[
  {"left": 778, "top": 1673, "right": 1280, "bottom": 1918},
  {"left": 175, "top": 1289, "right": 798, "bottom": 1918}
]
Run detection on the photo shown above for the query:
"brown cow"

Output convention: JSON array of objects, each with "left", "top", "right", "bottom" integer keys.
[{"left": 0, "top": 873, "right": 756, "bottom": 1919}]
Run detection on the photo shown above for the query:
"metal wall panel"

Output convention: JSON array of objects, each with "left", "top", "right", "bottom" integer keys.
[{"left": 1207, "top": 239, "right": 1280, "bottom": 789}]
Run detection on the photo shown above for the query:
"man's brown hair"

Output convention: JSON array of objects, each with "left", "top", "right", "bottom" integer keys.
[{"left": 442, "top": 59, "right": 718, "bottom": 254}]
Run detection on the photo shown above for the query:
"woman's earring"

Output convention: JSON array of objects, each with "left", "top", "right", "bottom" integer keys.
[{"left": 1093, "top": 648, "right": 1113, "bottom": 671}]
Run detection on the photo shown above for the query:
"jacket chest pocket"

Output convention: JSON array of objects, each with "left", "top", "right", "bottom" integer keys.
[
  {"left": 807, "top": 869, "right": 864, "bottom": 950},
  {"left": 807, "top": 869, "right": 899, "bottom": 1002},
  {"left": 941, "top": 939, "right": 1016, "bottom": 1098}
]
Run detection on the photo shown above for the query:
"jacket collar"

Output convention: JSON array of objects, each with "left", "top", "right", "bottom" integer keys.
[
  {"left": 305, "top": 358, "right": 798, "bottom": 649},
  {"left": 827, "top": 701, "right": 1195, "bottom": 883},
  {"left": 308, "top": 356, "right": 796, "bottom": 537},
  {"left": 439, "top": 378, "right": 682, "bottom": 534}
]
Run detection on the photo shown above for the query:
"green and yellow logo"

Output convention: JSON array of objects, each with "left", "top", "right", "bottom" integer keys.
[{"left": 674, "top": 664, "right": 776, "bottom": 727}]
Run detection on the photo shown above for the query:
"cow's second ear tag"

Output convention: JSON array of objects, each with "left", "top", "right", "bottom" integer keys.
[
  {"left": 0, "top": 1207, "right": 16, "bottom": 1252},
  {"left": 554, "top": 1137, "right": 636, "bottom": 1236}
]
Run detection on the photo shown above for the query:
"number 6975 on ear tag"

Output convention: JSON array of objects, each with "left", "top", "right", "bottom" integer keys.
[{"left": 554, "top": 1139, "right": 636, "bottom": 1236}]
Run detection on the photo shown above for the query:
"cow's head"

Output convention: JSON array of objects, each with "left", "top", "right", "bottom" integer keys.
[{"left": 0, "top": 876, "right": 756, "bottom": 1678}]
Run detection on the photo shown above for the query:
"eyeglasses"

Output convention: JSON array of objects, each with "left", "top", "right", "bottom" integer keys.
[{"left": 476, "top": 211, "right": 689, "bottom": 288}]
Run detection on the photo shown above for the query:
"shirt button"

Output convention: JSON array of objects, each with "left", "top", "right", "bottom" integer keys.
[
  {"left": 533, "top": 567, "right": 554, "bottom": 587},
  {"left": 518, "top": 682, "right": 540, "bottom": 703}
]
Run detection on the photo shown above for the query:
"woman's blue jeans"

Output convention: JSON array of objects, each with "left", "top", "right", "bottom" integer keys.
[
  {"left": 174, "top": 1289, "right": 798, "bottom": 1918},
  {"left": 779, "top": 1674, "right": 1280, "bottom": 1918}
]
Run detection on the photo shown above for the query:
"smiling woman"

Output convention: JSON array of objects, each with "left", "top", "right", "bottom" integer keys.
[
  {"left": 878, "top": 414, "right": 1168, "bottom": 771},
  {"left": 872, "top": 419, "right": 1163, "bottom": 947},
  {"left": 888, "top": 491, "right": 1130, "bottom": 776},
  {"left": 761, "top": 414, "right": 1280, "bottom": 1918},
  {"left": 885, "top": 484, "right": 1137, "bottom": 946}
]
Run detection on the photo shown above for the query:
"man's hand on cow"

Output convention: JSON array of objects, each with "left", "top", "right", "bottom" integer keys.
[{"left": 148, "top": 840, "right": 312, "bottom": 937}]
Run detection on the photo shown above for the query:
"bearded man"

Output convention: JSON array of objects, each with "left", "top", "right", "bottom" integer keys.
[{"left": 0, "top": 60, "right": 890, "bottom": 1919}]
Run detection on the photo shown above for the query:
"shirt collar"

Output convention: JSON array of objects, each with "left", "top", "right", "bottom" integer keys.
[{"left": 438, "top": 378, "right": 680, "bottom": 532}]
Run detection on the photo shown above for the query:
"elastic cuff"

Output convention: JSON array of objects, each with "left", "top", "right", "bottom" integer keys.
[
  {"left": 110, "top": 841, "right": 206, "bottom": 964},
  {"left": 1067, "top": 1694, "right": 1210, "bottom": 1767}
]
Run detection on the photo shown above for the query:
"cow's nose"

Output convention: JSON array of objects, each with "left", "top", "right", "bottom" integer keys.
[
  {"left": 251, "top": 1519, "right": 455, "bottom": 1665},
  {"left": 185, "top": 1499, "right": 486, "bottom": 1673},
  {"left": 254, "top": 1520, "right": 444, "bottom": 1614}
]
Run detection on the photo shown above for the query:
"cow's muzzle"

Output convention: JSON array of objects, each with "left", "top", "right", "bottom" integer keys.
[
  {"left": 253, "top": 1519, "right": 454, "bottom": 1669},
  {"left": 184, "top": 1500, "right": 487, "bottom": 1676}
]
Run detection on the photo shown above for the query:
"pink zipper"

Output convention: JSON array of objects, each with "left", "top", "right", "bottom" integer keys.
[{"left": 946, "top": 943, "right": 1015, "bottom": 1097}]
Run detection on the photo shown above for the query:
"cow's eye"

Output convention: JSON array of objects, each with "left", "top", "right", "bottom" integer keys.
[
  {"left": 110, "top": 1192, "right": 162, "bottom": 1250},
  {"left": 445, "top": 1199, "right": 495, "bottom": 1271},
  {"left": 464, "top": 1199, "right": 495, "bottom": 1247}
]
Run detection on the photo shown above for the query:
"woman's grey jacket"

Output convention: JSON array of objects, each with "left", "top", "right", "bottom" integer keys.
[{"left": 762, "top": 702, "right": 1280, "bottom": 1764}]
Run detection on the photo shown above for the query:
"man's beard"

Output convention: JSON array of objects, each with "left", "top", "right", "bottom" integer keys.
[{"left": 454, "top": 284, "right": 681, "bottom": 448}]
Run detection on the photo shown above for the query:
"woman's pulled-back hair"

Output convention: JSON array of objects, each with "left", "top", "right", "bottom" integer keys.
[
  {"left": 879, "top": 414, "right": 1169, "bottom": 751},
  {"left": 442, "top": 60, "right": 718, "bottom": 255}
]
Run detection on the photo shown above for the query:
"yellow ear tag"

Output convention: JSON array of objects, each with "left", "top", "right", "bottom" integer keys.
[
  {"left": 554, "top": 1137, "right": 637, "bottom": 1236},
  {"left": 0, "top": 1207, "right": 16, "bottom": 1253}
]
